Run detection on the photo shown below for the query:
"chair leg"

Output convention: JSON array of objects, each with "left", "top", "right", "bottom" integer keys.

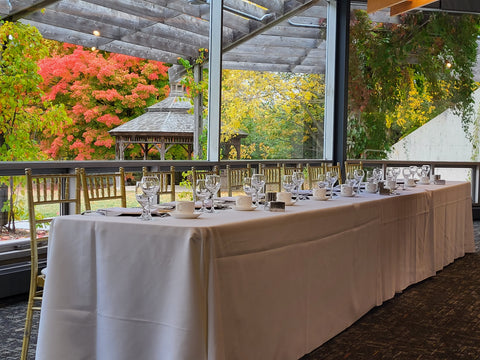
[{"left": 21, "top": 295, "right": 35, "bottom": 360}]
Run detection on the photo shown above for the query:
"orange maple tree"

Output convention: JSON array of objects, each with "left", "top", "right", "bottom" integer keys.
[{"left": 38, "top": 44, "right": 170, "bottom": 160}]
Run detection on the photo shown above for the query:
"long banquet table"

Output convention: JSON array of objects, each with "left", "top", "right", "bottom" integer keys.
[{"left": 36, "top": 181, "right": 474, "bottom": 360}]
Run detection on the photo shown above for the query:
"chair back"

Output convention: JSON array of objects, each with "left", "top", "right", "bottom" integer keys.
[
  {"left": 142, "top": 166, "right": 176, "bottom": 202},
  {"left": 325, "top": 162, "right": 342, "bottom": 184},
  {"left": 259, "top": 164, "right": 282, "bottom": 192},
  {"left": 22, "top": 168, "right": 81, "bottom": 359},
  {"left": 344, "top": 161, "right": 363, "bottom": 175},
  {"left": 306, "top": 163, "right": 326, "bottom": 189},
  {"left": 80, "top": 168, "right": 126, "bottom": 210},
  {"left": 226, "top": 164, "right": 252, "bottom": 196}
]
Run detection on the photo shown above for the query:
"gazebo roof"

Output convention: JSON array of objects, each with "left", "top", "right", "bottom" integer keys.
[{"left": 109, "top": 88, "right": 194, "bottom": 137}]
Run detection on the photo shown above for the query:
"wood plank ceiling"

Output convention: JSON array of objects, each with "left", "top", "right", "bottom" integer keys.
[
  {"left": 1, "top": 0, "right": 330, "bottom": 74},
  {"left": 2, "top": 1, "right": 480, "bottom": 75}
]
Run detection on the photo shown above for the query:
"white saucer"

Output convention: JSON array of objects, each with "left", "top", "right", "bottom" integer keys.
[
  {"left": 312, "top": 196, "right": 329, "bottom": 201},
  {"left": 418, "top": 181, "right": 430, "bottom": 185},
  {"left": 285, "top": 200, "right": 296, "bottom": 206},
  {"left": 340, "top": 192, "right": 356, "bottom": 197},
  {"left": 170, "top": 212, "right": 202, "bottom": 219},
  {"left": 232, "top": 205, "right": 257, "bottom": 211}
]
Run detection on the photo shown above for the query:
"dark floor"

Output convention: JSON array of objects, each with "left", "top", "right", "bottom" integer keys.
[{"left": 1, "top": 224, "right": 480, "bottom": 360}]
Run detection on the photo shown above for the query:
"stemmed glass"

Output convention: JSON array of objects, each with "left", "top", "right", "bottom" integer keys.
[
  {"left": 326, "top": 170, "right": 338, "bottom": 199},
  {"left": 243, "top": 177, "right": 253, "bottom": 196},
  {"left": 292, "top": 171, "right": 305, "bottom": 200},
  {"left": 282, "top": 175, "right": 295, "bottom": 193},
  {"left": 373, "top": 168, "right": 383, "bottom": 182},
  {"left": 402, "top": 167, "right": 411, "bottom": 189},
  {"left": 195, "top": 179, "right": 210, "bottom": 212},
  {"left": 135, "top": 181, "right": 151, "bottom": 221},
  {"left": 205, "top": 174, "right": 221, "bottom": 212},
  {"left": 251, "top": 174, "right": 265, "bottom": 207},
  {"left": 139, "top": 175, "right": 160, "bottom": 220},
  {"left": 354, "top": 169, "right": 365, "bottom": 193}
]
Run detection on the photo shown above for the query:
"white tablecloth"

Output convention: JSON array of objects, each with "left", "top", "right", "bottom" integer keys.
[{"left": 36, "top": 181, "right": 474, "bottom": 360}]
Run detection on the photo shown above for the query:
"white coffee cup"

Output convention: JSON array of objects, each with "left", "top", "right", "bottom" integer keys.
[
  {"left": 421, "top": 176, "right": 430, "bottom": 184},
  {"left": 340, "top": 184, "right": 353, "bottom": 196},
  {"left": 235, "top": 195, "right": 252, "bottom": 208},
  {"left": 176, "top": 201, "right": 195, "bottom": 213},
  {"left": 366, "top": 182, "right": 377, "bottom": 193},
  {"left": 406, "top": 178, "right": 416, "bottom": 187},
  {"left": 386, "top": 179, "right": 396, "bottom": 190},
  {"left": 276, "top": 191, "right": 292, "bottom": 204},
  {"left": 313, "top": 187, "right": 327, "bottom": 199}
]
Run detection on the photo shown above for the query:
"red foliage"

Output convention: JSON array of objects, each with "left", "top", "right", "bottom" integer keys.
[{"left": 38, "top": 45, "right": 170, "bottom": 160}]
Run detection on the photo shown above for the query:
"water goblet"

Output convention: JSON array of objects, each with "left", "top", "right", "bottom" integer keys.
[
  {"left": 251, "top": 174, "right": 265, "bottom": 207},
  {"left": 373, "top": 168, "right": 383, "bottom": 182},
  {"left": 292, "top": 171, "right": 305, "bottom": 200},
  {"left": 243, "top": 177, "right": 253, "bottom": 196},
  {"left": 135, "top": 181, "right": 151, "bottom": 221},
  {"left": 354, "top": 169, "right": 365, "bottom": 193},
  {"left": 140, "top": 175, "right": 160, "bottom": 219},
  {"left": 205, "top": 174, "right": 221, "bottom": 212},
  {"left": 402, "top": 168, "right": 411, "bottom": 189},
  {"left": 194, "top": 179, "right": 210, "bottom": 212},
  {"left": 345, "top": 172, "right": 355, "bottom": 187},
  {"left": 421, "top": 164, "right": 431, "bottom": 177},
  {"left": 326, "top": 170, "right": 338, "bottom": 199},
  {"left": 282, "top": 175, "right": 295, "bottom": 193}
]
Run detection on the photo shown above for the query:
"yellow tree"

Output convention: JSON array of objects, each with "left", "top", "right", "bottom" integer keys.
[{"left": 221, "top": 70, "right": 325, "bottom": 159}]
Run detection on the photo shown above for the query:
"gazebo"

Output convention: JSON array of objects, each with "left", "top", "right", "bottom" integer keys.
[{"left": 109, "top": 84, "right": 248, "bottom": 160}]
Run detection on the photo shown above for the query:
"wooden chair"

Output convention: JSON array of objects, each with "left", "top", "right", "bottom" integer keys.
[
  {"left": 259, "top": 163, "right": 282, "bottom": 192},
  {"left": 325, "top": 162, "right": 342, "bottom": 184},
  {"left": 306, "top": 163, "right": 326, "bottom": 189},
  {"left": 191, "top": 166, "right": 220, "bottom": 197},
  {"left": 226, "top": 164, "right": 252, "bottom": 196},
  {"left": 142, "top": 166, "right": 176, "bottom": 202},
  {"left": 22, "top": 168, "right": 81, "bottom": 360},
  {"left": 344, "top": 161, "right": 363, "bottom": 175},
  {"left": 80, "top": 168, "right": 127, "bottom": 210}
]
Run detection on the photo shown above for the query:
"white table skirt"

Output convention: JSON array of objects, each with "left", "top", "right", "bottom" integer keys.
[{"left": 36, "top": 181, "right": 474, "bottom": 360}]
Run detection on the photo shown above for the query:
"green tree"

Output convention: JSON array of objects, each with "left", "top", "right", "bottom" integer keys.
[
  {"left": 348, "top": 11, "right": 480, "bottom": 158},
  {"left": 0, "top": 21, "right": 69, "bottom": 161}
]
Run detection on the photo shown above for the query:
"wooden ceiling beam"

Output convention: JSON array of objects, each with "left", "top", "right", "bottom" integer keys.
[
  {"left": 367, "top": 0, "right": 405, "bottom": 13},
  {"left": 390, "top": 0, "right": 438, "bottom": 16}
]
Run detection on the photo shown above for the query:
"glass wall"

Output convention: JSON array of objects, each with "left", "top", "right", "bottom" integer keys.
[{"left": 219, "top": 1, "right": 329, "bottom": 160}]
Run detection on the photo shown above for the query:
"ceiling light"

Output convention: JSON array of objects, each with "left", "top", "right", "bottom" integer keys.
[{"left": 93, "top": 30, "right": 101, "bottom": 37}]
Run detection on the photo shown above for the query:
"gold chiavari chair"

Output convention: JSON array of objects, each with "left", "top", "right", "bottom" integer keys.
[
  {"left": 325, "top": 162, "right": 342, "bottom": 184},
  {"left": 344, "top": 161, "right": 363, "bottom": 175},
  {"left": 80, "top": 167, "right": 126, "bottom": 211},
  {"left": 142, "top": 166, "right": 176, "bottom": 202},
  {"left": 259, "top": 163, "right": 282, "bottom": 192},
  {"left": 226, "top": 164, "right": 252, "bottom": 196},
  {"left": 22, "top": 168, "right": 81, "bottom": 360},
  {"left": 306, "top": 163, "right": 326, "bottom": 189},
  {"left": 191, "top": 166, "right": 220, "bottom": 197}
]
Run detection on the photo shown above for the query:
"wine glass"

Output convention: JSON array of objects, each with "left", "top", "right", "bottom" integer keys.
[
  {"left": 421, "top": 164, "right": 431, "bottom": 177},
  {"left": 282, "top": 175, "right": 295, "bottom": 193},
  {"left": 251, "top": 174, "right": 265, "bottom": 207},
  {"left": 326, "top": 170, "right": 338, "bottom": 199},
  {"left": 354, "top": 169, "right": 365, "bottom": 193},
  {"left": 292, "top": 171, "right": 305, "bottom": 200},
  {"left": 402, "top": 167, "right": 411, "bottom": 189},
  {"left": 373, "top": 168, "right": 383, "bottom": 182},
  {"left": 135, "top": 181, "right": 151, "bottom": 221},
  {"left": 243, "top": 176, "right": 253, "bottom": 195},
  {"left": 205, "top": 174, "right": 221, "bottom": 212},
  {"left": 194, "top": 179, "right": 210, "bottom": 212},
  {"left": 140, "top": 175, "right": 160, "bottom": 220},
  {"left": 345, "top": 172, "right": 355, "bottom": 187}
]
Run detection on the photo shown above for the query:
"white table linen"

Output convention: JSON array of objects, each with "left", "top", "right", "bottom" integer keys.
[{"left": 36, "top": 181, "right": 474, "bottom": 360}]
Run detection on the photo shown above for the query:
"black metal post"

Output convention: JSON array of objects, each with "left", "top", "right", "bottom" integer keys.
[{"left": 333, "top": 0, "right": 350, "bottom": 180}]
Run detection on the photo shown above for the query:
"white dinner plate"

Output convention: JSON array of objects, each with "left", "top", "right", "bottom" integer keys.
[
  {"left": 232, "top": 205, "right": 257, "bottom": 211},
  {"left": 170, "top": 212, "right": 202, "bottom": 219}
]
